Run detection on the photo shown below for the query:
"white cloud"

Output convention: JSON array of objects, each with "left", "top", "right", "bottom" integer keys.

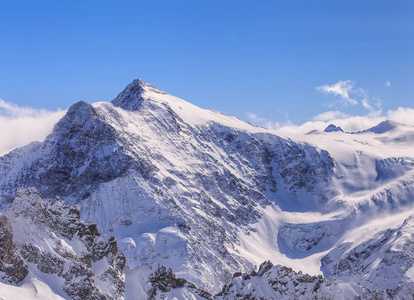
[
  {"left": 265, "top": 119, "right": 294, "bottom": 130},
  {"left": 387, "top": 107, "right": 414, "bottom": 126},
  {"left": 316, "top": 79, "right": 386, "bottom": 119},
  {"left": 245, "top": 111, "right": 292, "bottom": 130},
  {"left": 361, "top": 98, "right": 382, "bottom": 117},
  {"left": 0, "top": 99, "right": 66, "bottom": 155},
  {"left": 361, "top": 99, "right": 370, "bottom": 110},
  {"left": 316, "top": 80, "right": 359, "bottom": 106},
  {"left": 386, "top": 81, "right": 391, "bottom": 87},
  {"left": 312, "top": 110, "right": 351, "bottom": 121},
  {"left": 245, "top": 112, "right": 268, "bottom": 124}
]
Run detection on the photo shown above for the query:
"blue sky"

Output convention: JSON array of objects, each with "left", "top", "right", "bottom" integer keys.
[{"left": 0, "top": 0, "right": 413, "bottom": 127}]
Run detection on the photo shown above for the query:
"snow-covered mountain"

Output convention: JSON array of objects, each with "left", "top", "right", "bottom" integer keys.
[{"left": 0, "top": 79, "right": 414, "bottom": 299}]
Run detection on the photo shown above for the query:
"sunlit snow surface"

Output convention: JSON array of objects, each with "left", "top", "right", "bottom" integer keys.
[{"left": 0, "top": 80, "right": 414, "bottom": 298}]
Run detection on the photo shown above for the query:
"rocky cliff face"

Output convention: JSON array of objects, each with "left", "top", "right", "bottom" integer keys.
[
  {"left": 0, "top": 101, "right": 135, "bottom": 205},
  {"left": 0, "top": 214, "right": 28, "bottom": 284}
]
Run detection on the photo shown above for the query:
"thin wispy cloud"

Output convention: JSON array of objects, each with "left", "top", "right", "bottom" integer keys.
[
  {"left": 316, "top": 80, "right": 359, "bottom": 106},
  {"left": 316, "top": 80, "right": 384, "bottom": 118},
  {"left": 361, "top": 98, "right": 382, "bottom": 117},
  {"left": 386, "top": 81, "right": 391, "bottom": 87},
  {"left": 245, "top": 112, "right": 268, "bottom": 124},
  {"left": 0, "top": 99, "right": 66, "bottom": 155},
  {"left": 312, "top": 110, "right": 351, "bottom": 122},
  {"left": 245, "top": 111, "right": 292, "bottom": 130}
]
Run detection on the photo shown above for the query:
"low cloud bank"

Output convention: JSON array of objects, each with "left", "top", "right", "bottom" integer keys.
[{"left": 0, "top": 99, "right": 66, "bottom": 155}]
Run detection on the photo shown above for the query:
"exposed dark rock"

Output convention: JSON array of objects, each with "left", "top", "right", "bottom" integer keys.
[
  {"left": 0, "top": 214, "right": 28, "bottom": 284},
  {"left": 148, "top": 264, "right": 213, "bottom": 299},
  {"left": 4, "top": 188, "right": 125, "bottom": 299}
]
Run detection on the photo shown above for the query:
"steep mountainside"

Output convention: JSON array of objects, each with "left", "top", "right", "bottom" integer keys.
[{"left": 0, "top": 79, "right": 414, "bottom": 299}]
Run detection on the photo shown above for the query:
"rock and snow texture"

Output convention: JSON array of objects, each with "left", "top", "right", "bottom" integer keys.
[
  {"left": 0, "top": 79, "right": 413, "bottom": 299},
  {"left": 0, "top": 188, "right": 126, "bottom": 300},
  {"left": 217, "top": 261, "right": 414, "bottom": 300},
  {"left": 0, "top": 213, "right": 28, "bottom": 284},
  {"left": 0, "top": 188, "right": 209, "bottom": 300},
  {"left": 322, "top": 215, "right": 414, "bottom": 290}
]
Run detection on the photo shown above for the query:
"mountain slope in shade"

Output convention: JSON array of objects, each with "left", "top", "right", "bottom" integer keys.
[{"left": 0, "top": 79, "right": 413, "bottom": 298}]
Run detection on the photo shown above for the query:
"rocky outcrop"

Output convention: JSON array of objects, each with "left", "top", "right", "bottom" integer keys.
[
  {"left": 216, "top": 261, "right": 337, "bottom": 299},
  {"left": 0, "top": 214, "right": 28, "bottom": 284},
  {"left": 216, "top": 260, "right": 414, "bottom": 300},
  {"left": 4, "top": 188, "right": 125, "bottom": 299},
  {"left": 278, "top": 218, "right": 347, "bottom": 256},
  {"left": 148, "top": 264, "right": 213, "bottom": 299}
]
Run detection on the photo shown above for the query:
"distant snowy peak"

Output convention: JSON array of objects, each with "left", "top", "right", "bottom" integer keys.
[
  {"left": 309, "top": 120, "right": 408, "bottom": 136},
  {"left": 111, "top": 79, "right": 167, "bottom": 111},
  {"left": 305, "top": 124, "right": 344, "bottom": 135},
  {"left": 366, "top": 120, "right": 401, "bottom": 134},
  {"left": 324, "top": 124, "right": 344, "bottom": 133}
]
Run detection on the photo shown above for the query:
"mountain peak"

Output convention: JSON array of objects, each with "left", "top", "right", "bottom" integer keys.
[
  {"left": 367, "top": 120, "right": 400, "bottom": 134},
  {"left": 324, "top": 124, "right": 344, "bottom": 133},
  {"left": 51, "top": 100, "right": 97, "bottom": 136},
  {"left": 130, "top": 78, "right": 146, "bottom": 87},
  {"left": 111, "top": 79, "right": 166, "bottom": 111}
]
